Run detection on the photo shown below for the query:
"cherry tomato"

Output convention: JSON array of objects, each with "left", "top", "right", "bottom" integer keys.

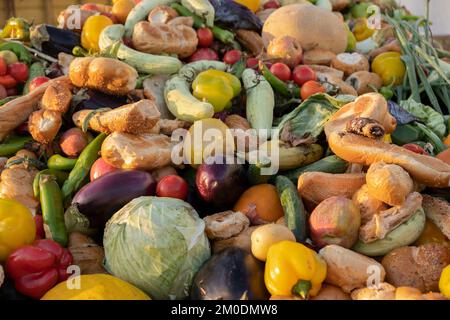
[
  {"left": 197, "top": 28, "right": 214, "bottom": 48},
  {"left": 0, "top": 74, "right": 17, "bottom": 89},
  {"left": 90, "top": 157, "right": 119, "bottom": 181},
  {"left": 292, "top": 65, "right": 317, "bottom": 86},
  {"left": 246, "top": 57, "right": 259, "bottom": 68},
  {"left": 223, "top": 50, "right": 242, "bottom": 65},
  {"left": 0, "top": 57, "right": 6, "bottom": 76},
  {"left": 156, "top": 175, "right": 189, "bottom": 200},
  {"left": 403, "top": 143, "right": 428, "bottom": 155},
  {"left": 34, "top": 215, "right": 45, "bottom": 239},
  {"left": 0, "top": 84, "right": 6, "bottom": 100},
  {"left": 188, "top": 48, "right": 219, "bottom": 62},
  {"left": 263, "top": 0, "right": 280, "bottom": 9},
  {"left": 6, "top": 87, "right": 18, "bottom": 96},
  {"left": 300, "top": 80, "right": 326, "bottom": 100},
  {"left": 7, "top": 63, "right": 29, "bottom": 83},
  {"left": 29, "top": 76, "right": 50, "bottom": 92},
  {"left": 270, "top": 62, "right": 291, "bottom": 81}
]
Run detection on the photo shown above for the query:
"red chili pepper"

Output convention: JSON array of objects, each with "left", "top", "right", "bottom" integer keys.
[
  {"left": 33, "top": 215, "right": 45, "bottom": 239},
  {"left": 403, "top": 143, "right": 429, "bottom": 155},
  {"left": 6, "top": 239, "right": 72, "bottom": 299}
]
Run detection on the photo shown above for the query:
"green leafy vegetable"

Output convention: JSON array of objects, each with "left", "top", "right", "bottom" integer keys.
[
  {"left": 103, "top": 197, "right": 211, "bottom": 300},
  {"left": 400, "top": 98, "right": 446, "bottom": 138}
]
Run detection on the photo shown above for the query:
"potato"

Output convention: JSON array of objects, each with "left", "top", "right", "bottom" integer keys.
[
  {"left": 213, "top": 226, "right": 259, "bottom": 254},
  {"left": 60, "top": 128, "right": 89, "bottom": 157},
  {"left": 262, "top": 4, "right": 348, "bottom": 54},
  {"left": 311, "top": 284, "right": 351, "bottom": 300},
  {"left": 251, "top": 224, "right": 295, "bottom": 261}
]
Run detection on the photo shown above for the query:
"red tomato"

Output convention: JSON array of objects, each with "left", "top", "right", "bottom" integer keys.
[
  {"left": 263, "top": 0, "right": 280, "bottom": 9},
  {"left": 34, "top": 215, "right": 45, "bottom": 239},
  {"left": 90, "top": 157, "right": 118, "bottom": 181},
  {"left": 0, "top": 74, "right": 17, "bottom": 88},
  {"left": 197, "top": 28, "right": 214, "bottom": 48},
  {"left": 29, "top": 76, "right": 50, "bottom": 92},
  {"left": 403, "top": 143, "right": 428, "bottom": 155},
  {"left": 223, "top": 50, "right": 242, "bottom": 65},
  {"left": 8, "top": 63, "right": 29, "bottom": 83},
  {"left": 6, "top": 87, "right": 18, "bottom": 96},
  {"left": 246, "top": 57, "right": 259, "bottom": 68},
  {"left": 0, "top": 57, "right": 6, "bottom": 76},
  {"left": 156, "top": 175, "right": 189, "bottom": 200},
  {"left": 270, "top": 62, "right": 291, "bottom": 81},
  {"left": 188, "top": 48, "right": 219, "bottom": 62},
  {"left": 292, "top": 65, "right": 317, "bottom": 86},
  {"left": 300, "top": 80, "right": 326, "bottom": 100},
  {"left": 0, "top": 84, "right": 6, "bottom": 99}
]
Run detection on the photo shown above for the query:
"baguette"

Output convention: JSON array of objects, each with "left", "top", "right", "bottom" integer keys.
[
  {"left": 28, "top": 109, "right": 63, "bottom": 144},
  {"left": 328, "top": 131, "right": 450, "bottom": 187},
  {"left": 72, "top": 100, "right": 161, "bottom": 134},
  {"left": 324, "top": 92, "right": 397, "bottom": 138},
  {"left": 0, "top": 76, "right": 69, "bottom": 142},
  {"left": 69, "top": 57, "right": 138, "bottom": 96},
  {"left": 101, "top": 132, "right": 173, "bottom": 171},
  {"left": 422, "top": 195, "right": 450, "bottom": 239},
  {"left": 41, "top": 79, "right": 73, "bottom": 113}
]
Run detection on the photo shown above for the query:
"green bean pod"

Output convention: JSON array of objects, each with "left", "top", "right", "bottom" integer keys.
[
  {"left": 47, "top": 154, "right": 78, "bottom": 171},
  {"left": 259, "top": 62, "right": 300, "bottom": 98},
  {"left": 61, "top": 133, "right": 107, "bottom": 202},
  {"left": 33, "top": 169, "right": 69, "bottom": 198},
  {"left": 39, "top": 174, "right": 68, "bottom": 247},
  {"left": 0, "top": 136, "right": 33, "bottom": 157}
]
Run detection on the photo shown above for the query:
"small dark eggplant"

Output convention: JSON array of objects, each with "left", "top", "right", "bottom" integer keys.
[
  {"left": 190, "top": 247, "right": 269, "bottom": 300},
  {"left": 74, "top": 90, "right": 139, "bottom": 112},
  {"left": 195, "top": 156, "right": 247, "bottom": 210},
  {"left": 30, "top": 24, "right": 80, "bottom": 58},
  {"left": 67, "top": 170, "right": 156, "bottom": 232}
]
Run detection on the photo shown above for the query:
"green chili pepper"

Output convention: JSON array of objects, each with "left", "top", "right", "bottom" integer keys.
[
  {"left": 61, "top": 133, "right": 107, "bottom": 202},
  {"left": 1, "top": 18, "right": 31, "bottom": 41},
  {"left": 259, "top": 62, "right": 300, "bottom": 98},
  {"left": 33, "top": 169, "right": 69, "bottom": 198},
  {"left": 0, "top": 42, "right": 32, "bottom": 64},
  {"left": 47, "top": 154, "right": 78, "bottom": 171},
  {"left": 380, "top": 86, "right": 394, "bottom": 100},
  {"left": 231, "top": 58, "right": 246, "bottom": 79},
  {"left": 39, "top": 174, "right": 68, "bottom": 247},
  {"left": 0, "top": 136, "right": 33, "bottom": 157},
  {"left": 0, "top": 96, "right": 18, "bottom": 106},
  {"left": 415, "top": 122, "right": 448, "bottom": 154}
]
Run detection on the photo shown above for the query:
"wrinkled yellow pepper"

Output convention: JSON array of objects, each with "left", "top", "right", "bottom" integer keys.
[
  {"left": 371, "top": 52, "right": 406, "bottom": 86},
  {"left": 264, "top": 241, "right": 327, "bottom": 299},
  {"left": 439, "top": 265, "right": 450, "bottom": 298},
  {"left": 81, "top": 15, "right": 113, "bottom": 52},
  {"left": 352, "top": 18, "right": 375, "bottom": 41},
  {"left": 192, "top": 70, "right": 241, "bottom": 113}
]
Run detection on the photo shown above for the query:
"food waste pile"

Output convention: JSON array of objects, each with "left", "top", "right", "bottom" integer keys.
[{"left": 0, "top": 0, "right": 450, "bottom": 301}]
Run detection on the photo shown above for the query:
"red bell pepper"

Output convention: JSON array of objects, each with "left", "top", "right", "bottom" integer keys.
[{"left": 6, "top": 239, "right": 72, "bottom": 299}]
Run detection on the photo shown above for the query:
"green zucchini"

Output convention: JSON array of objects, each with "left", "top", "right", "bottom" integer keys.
[
  {"left": 23, "top": 62, "right": 45, "bottom": 95},
  {"left": 283, "top": 155, "right": 348, "bottom": 184},
  {"left": 247, "top": 158, "right": 272, "bottom": 185},
  {"left": 275, "top": 175, "right": 307, "bottom": 242},
  {"left": 39, "top": 174, "right": 68, "bottom": 247},
  {"left": 181, "top": 0, "right": 215, "bottom": 27},
  {"left": 242, "top": 68, "right": 275, "bottom": 133},
  {"left": 391, "top": 124, "right": 422, "bottom": 146},
  {"left": 99, "top": 24, "right": 182, "bottom": 75}
]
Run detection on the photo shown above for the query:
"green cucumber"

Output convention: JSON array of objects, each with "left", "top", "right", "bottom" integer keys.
[
  {"left": 275, "top": 175, "right": 307, "bottom": 242},
  {"left": 23, "top": 62, "right": 45, "bottom": 94},
  {"left": 247, "top": 158, "right": 272, "bottom": 185},
  {"left": 283, "top": 155, "right": 348, "bottom": 184},
  {"left": 391, "top": 124, "right": 422, "bottom": 146}
]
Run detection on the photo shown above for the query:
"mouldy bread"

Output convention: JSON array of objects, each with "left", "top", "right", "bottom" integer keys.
[
  {"left": 262, "top": 4, "right": 348, "bottom": 54},
  {"left": 352, "top": 184, "right": 388, "bottom": 224},
  {"left": 346, "top": 71, "right": 383, "bottom": 95},
  {"left": 319, "top": 244, "right": 386, "bottom": 293},
  {"left": 303, "top": 49, "right": 336, "bottom": 66},
  {"left": 381, "top": 243, "right": 450, "bottom": 292},
  {"left": 331, "top": 53, "right": 369, "bottom": 76},
  {"left": 203, "top": 211, "right": 250, "bottom": 241},
  {"left": 422, "top": 195, "right": 450, "bottom": 239},
  {"left": 311, "top": 284, "right": 351, "bottom": 300},
  {"left": 350, "top": 282, "right": 396, "bottom": 300}
]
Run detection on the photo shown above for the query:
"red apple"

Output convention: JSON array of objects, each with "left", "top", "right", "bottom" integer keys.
[
  {"left": 29, "top": 76, "right": 50, "bottom": 92},
  {"left": 90, "top": 157, "right": 119, "bottom": 181}
]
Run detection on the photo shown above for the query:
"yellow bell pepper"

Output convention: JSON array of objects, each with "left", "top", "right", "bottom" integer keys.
[
  {"left": 81, "top": 15, "right": 113, "bottom": 52},
  {"left": 371, "top": 52, "right": 406, "bottom": 86},
  {"left": 352, "top": 18, "right": 375, "bottom": 42},
  {"left": 192, "top": 70, "right": 242, "bottom": 113},
  {"left": 234, "top": 0, "right": 261, "bottom": 12},
  {"left": 383, "top": 134, "right": 392, "bottom": 143},
  {"left": 439, "top": 265, "right": 450, "bottom": 299},
  {"left": 264, "top": 241, "right": 327, "bottom": 299},
  {"left": 0, "top": 199, "right": 36, "bottom": 261}
]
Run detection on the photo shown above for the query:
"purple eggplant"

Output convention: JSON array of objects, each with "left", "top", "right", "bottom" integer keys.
[
  {"left": 67, "top": 170, "right": 156, "bottom": 231},
  {"left": 196, "top": 157, "right": 247, "bottom": 209}
]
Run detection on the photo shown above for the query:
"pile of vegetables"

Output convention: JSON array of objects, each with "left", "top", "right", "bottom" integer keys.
[{"left": 1, "top": 0, "right": 450, "bottom": 301}]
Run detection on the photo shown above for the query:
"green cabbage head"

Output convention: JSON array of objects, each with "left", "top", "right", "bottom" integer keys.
[{"left": 103, "top": 196, "right": 211, "bottom": 300}]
